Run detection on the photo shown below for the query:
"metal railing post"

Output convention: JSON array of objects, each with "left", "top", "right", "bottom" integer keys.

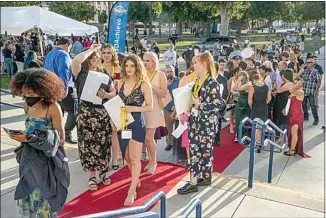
[
  {"left": 177, "top": 199, "right": 202, "bottom": 218},
  {"left": 161, "top": 193, "right": 166, "bottom": 218},
  {"left": 248, "top": 119, "right": 257, "bottom": 188},
  {"left": 268, "top": 142, "right": 274, "bottom": 183}
]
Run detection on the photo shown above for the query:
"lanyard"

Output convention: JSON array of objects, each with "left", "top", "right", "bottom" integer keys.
[
  {"left": 149, "top": 70, "right": 156, "bottom": 82},
  {"left": 189, "top": 72, "right": 197, "bottom": 82},
  {"left": 120, "top": 106, "right": 128, "bottom": 131},
  {"left": 111, "top": 65, "right": 115, "bottom": 77},
  {"left": 193, "top": 74, "right": 209, "bottom": 99}
]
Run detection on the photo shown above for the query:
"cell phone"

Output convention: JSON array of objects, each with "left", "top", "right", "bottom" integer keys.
[
  {"left": 3, "top": 127, "right": 21, "bottom": 135},
  {"left": 97, "top": 83, "right": 110, "bottom": 96}
]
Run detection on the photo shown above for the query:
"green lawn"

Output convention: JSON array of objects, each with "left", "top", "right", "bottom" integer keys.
[{"left": 1, "top": 74, "right": 10, "bottom": 89}]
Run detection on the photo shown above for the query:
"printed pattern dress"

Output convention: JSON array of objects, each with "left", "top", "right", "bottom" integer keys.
[
  {"left": 18, "top": 111, "right": 58, "bottom": 218},
  {"left": 76, "top": 70, "right": 112, "bottom": 173},
  {"left": 188, "top": 77, "right": 225, "bottom": 179}
]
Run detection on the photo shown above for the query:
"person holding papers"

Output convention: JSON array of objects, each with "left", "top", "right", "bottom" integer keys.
[
  {"left": 115, "top": 54, "right": 153, "bottom": 206},
  {"left": 101, "top": 43, "right": 122, "bottom": 170},
  {"left": 143, "top": 52, "right": 168, "bottom": 175},
  {"left": 72, "top": 45, "right": 116, "bottom": 191},
  {"left": 177, "top": 52, "right": 225, "bottom": 195}
]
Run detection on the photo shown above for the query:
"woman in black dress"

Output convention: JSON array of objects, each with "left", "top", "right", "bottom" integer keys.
[
  {"left": 248, "top": 71, "right": 271, "bottom": 149},
  {"left": 273, "top": 69, "right": 294, "bottom": 143}
]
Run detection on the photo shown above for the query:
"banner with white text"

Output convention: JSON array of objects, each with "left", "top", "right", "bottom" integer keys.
[{"left": 108, "top": 2, "right": 129, "bottom": 53}]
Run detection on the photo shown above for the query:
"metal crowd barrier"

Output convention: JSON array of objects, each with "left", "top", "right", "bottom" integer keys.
[
  {"left": 239, "top": 117, "right": 288, "bottom": 188},
  {"left": 75, "top": 191, "right": 166, "bottom": 218},
  {"left": 176, "top": 199, "right": 202, "bottom": 218},
  {"left": 0, "top": 89, "right": 24, "bottom": 109}
]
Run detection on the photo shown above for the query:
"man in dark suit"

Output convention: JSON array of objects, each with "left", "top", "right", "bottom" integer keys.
[{"left": 214, "top": 62, "right": 229, "bottom": 146}]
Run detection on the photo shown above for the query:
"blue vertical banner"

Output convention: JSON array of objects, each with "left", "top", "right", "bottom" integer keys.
[{"left": 108, "top": 2, "right": 130, "bottom": 53}]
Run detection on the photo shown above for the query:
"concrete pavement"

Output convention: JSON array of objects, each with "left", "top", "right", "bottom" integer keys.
[{"left": 1, "top": 47, "right": 325, "bottom": 217}]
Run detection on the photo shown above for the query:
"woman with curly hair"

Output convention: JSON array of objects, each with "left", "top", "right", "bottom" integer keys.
[
  {"left": 72, "top": 44, "right": 116, "bottom": 191},
  {"left": 101, "top": 43, "right": 122, "bottom": 170},
  {"left": 101, "top": 43, "right": 121, "bottom": 80},
  {"left": 9, "top": 68, "right": 66, "bottom": 217},
  {"left": 114, "top": 54, "right": 153, "bottom": 205}
]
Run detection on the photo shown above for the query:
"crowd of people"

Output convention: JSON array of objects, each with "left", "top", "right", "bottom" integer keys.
[{"left": 3, "top": 30, "right": 324, "bottom": 216}]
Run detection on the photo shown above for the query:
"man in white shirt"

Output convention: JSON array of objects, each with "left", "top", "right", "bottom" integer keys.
[
  {"left": 163, "top": 44, "right": 177, "bottom": 67},
  {"left": 259, "top": 65, "right": 273, "bottom": 91},
  {"left": 140, "top": 37, "right": 148, "bottom": 48}
]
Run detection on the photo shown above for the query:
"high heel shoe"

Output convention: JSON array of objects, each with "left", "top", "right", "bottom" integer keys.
[
  {"left": 124, "top": 190, "right": 137, "bottom": 206},
  {"left": 146, "top": 163, "right": 157, "bottom": 175}
]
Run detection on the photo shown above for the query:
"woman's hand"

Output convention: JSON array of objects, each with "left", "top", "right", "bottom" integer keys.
[
  {"left": 110, "top": 121, "right": 117, "bottom": 132},
  {"left": 98, "top": 88, "right": 113, "bottom": 100},
  {"left": 282, "top": 109, "right": 286, "bottom": 116},
  {"left": 9, "top": 131, "right": 28, "bottom": 143},
  {"left": 59, "top": 139, "right": 65, "bottom": 146},
  {"left": 90, "top": 44, "right": 101, "bottom": 51},
  {"left": 178, "top": 114, "right": 185, "bottom": 124},
  {"left": 124, "top": 106, "right": 136, "bottom": 113}
]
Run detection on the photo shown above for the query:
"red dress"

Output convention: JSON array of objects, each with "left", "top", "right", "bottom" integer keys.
[{"left": 288, "top": 95, "right": 310, "bottom": 158}]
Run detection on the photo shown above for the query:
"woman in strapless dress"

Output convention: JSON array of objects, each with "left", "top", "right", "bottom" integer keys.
[{"left": 143, "top": 52, "right": 168, "bottom": 175}]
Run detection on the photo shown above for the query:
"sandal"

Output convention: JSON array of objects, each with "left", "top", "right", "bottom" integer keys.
[
  {"left": 112, "top": 158, "right": 119, "bottom": 170},
  {"left": 283, "top": 150, "right": 296, "bottom": 156},
  {"left": 89, "top": 177, "right": 98, "bottom": 191},
  {"left": 99, "top": 172, "right": 111, "bottom": 186}
]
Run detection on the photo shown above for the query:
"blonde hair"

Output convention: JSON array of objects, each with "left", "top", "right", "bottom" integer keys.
[
  {"left": 239, "top": 71, "right": 249, "bottom": 84},
  {"left": 101, "top": 43, "right": 119, "bottom": 66},
  {"left": 193, "top": 51, "right": 216, "bottom": 78},
  {"left": 121, "top": 54, "right": 148, "bottom": 82}
]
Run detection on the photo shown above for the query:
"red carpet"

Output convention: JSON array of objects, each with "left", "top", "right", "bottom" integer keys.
[
  {"left": 59, "top": 161, "right": 188, "bottom": 218},
  {"left": 213, "top": 125, "right": 245, "bottom": 173}
]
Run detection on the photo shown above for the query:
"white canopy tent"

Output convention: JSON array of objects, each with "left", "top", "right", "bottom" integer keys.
[{"left": 0, "top": 6, "right": 99, "bottom": 36}]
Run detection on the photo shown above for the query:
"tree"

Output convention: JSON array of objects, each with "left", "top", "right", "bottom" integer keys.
[
  {"left": 128, "top": 2, "right": 162, "bottom": 36},
  {"left": 210, "top": 2, "right": 250, "bottom": 36},
  {"left": 0, "top": 1, "right": 40, "bottom": 7},
  {"left": 98, "top": 11, "right": 108, "bottom": 24},
  {"left": 47, "top": 2, "right": 96, "bottom": 22}
]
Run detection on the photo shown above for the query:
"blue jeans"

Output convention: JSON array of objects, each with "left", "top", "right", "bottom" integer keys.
[
  {"left": 302, "top": 94, "right": 319, "bottom": 121},
  {"left": 4, "top": 58, "right": 14, "bottom": 77}
]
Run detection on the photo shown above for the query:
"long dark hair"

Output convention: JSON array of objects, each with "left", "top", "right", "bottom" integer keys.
[{"left": 282, "top": 69, "right": 294, "bottom": 83}]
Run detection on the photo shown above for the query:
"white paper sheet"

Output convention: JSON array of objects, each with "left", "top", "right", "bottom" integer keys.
[
  {"left": 172, "top": 82, "right": 195, "bottom": 115},
  {"left": 103, "top": 95, "right": 134, "bottom": 130},
  {"left": 284, "top": 97, "right": 291, "bottom": 116},
  {"left": 172, "top": 122, "right": 188, "bottom": 138},
  {"left": 80, "top": 71, "right": 111, "bottom": 105},
  {"left": 219, "top": 84, "right": 224, "bottom": 96}
]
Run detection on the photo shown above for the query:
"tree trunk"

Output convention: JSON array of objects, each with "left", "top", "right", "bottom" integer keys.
[
  {"left": 159, "top": 20, "right": 162, "bottom": 36},
  {"left": 299, "top": 22, "right": 303, "bottom": 32},
  {"left": 144, "top": 23, "right": 147, "bottom": 35},
  {"left": 236, "top": 20, "right": 242, "bottom": 37},
  {"left": 177, "top": 18, "right": 182, "bottom": 35},
  {"left": 315, "top": 19, "right": 319, "bottom": 29},
  {"left": 205, "top": 21, "right": 211, "bottom": 37},
  {"left": 148, "top": 3, "right": 153, "bottom": 36},
  {"left": 219, "top": 6, "right": 230, "bottom": 37}
]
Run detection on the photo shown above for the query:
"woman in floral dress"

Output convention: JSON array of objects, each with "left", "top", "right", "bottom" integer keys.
[
  {"left": 177, "top": 52, "right": 225, "bottom": 195},
  {"left": 72, "top": 44, "right": 116, "bottom": 191}
]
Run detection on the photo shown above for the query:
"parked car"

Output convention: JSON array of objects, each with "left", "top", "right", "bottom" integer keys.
[{"left": 192, "top": 36, "right": 237, "bottom": 55}]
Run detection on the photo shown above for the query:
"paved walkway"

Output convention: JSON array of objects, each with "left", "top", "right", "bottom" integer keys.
[{"left": 1, "top": 47, "right": 325, "bottom": 217}]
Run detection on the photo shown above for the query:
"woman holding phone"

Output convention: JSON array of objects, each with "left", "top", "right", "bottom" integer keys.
[
  {"left": 72, "top": 44, "right": 116, "bottom": 191},
  {"left": 9, "top": 68, "right": 66, "bottom": 217}
]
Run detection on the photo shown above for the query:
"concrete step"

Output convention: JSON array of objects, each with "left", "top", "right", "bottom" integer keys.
[{"left": 151, "top": 173, "right": 324, "bottom": 217}]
